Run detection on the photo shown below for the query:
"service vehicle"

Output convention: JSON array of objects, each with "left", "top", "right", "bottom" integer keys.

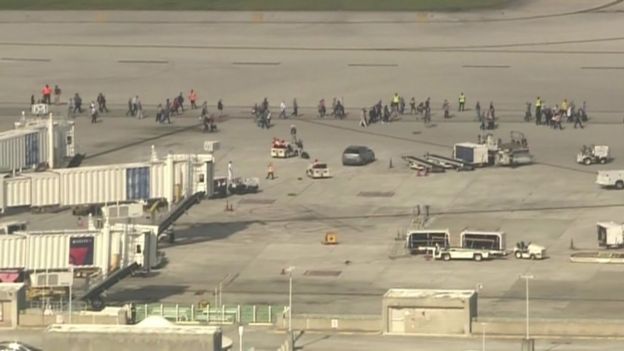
[
  {"left": 494, "top": 131, "right": 533, "bottom": 167},
  {"left": 460, "top": 230, "right": 507, "bottom": 256},
  {"left": 431, "top": 246, "right": 491, "bottom": 261},
  {"left": 596, "top": 170, "right": 624, "bottom": 189},
  {"left": 306, "top": 162, "right": 331, "bottom": 179},
  {"left": 228, "top": 177, "right": 260, "bottom": 195},
  {"left": 577, "top": 145, "right": 610, "bottom": 165},
  {"left": 513, "top": 242, "right": 546, "bottom": 260},
  {"left": 342, "top": 145, "right": 375, "bottom": 166},
  {"left": 270, "top": 139, "right": 299, "bottom": 158},
  {"left": 406, "top": 229, "right": 450, "bottom": 254},
  {"left": 597, "top": 222, "right": 624, "bottom": 248}
]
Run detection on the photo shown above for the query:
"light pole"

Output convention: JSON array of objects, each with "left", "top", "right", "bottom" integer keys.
[
  {"left": 238, "top": 325, "right": 244, "bottom": 351},
  {"left": 285, "top": 266, "right": 295, "bottom": 333},
  {"left": 283, "top": 266, "right": 295, "bottom": 349},
  {"left": 481, "top": 322, "right": 486, "bottom": 351},
  {"left": 68, "top": 265, "right": 74, "bottom": 324},
  {"left": 520, "top": 274, "right": 534, "bottom": 340}
]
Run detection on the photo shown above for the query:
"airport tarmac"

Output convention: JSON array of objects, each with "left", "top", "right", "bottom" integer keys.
[{"left": 0, "top": 0, "right": 624, "bottom": 325}]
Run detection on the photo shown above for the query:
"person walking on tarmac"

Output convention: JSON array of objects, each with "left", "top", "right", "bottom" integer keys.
[
  {"left": 266, "top": 162, "right": 275, "bottom": 180},
  {"left": 535, "top": 96, "right": 543, "bottom": 125},
  {"left": 290, "top": 124, "right": 297, "bottom": 139},
  {"left": 442, "top": 99, "right": 450, "bottom": 119},
  {"left": 189, "top": 89, "right": 198, "bottom": 110},
  {"left": 391, "top": 93, "right": 400, "bottom": 111},
  {"left": 89, "top": 101, "right": 98, "bottom": 123},
  {"left": 360, "top": 108, "right": 368, "bottom": 127},
  {"left": 458, "top": 92, "right": 466, "bottom": 112},
  {"left": 409, "top": 97, "right": 417, "bottom": 114},
  {"left": 53, "top": 85, "right": 62, "bottom": 105},
  {"left": 292, "top": 98, "right": 298, "bottom": 117},
  {"left": 217, "top": 99, "right": 224, "bottom": 117},
  {"left": 97, "top": 93, "right": 109, "bottom": 113},
  {"left": 574, "top": 109, "right": 584, "bottom": 129}
]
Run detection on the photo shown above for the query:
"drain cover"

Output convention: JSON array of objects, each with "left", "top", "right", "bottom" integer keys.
[
  {"left": 238, "top": 198, "right": 276, "bottom": 205},
  {"left": 358, "top": 191, "right": 395, "bottom": 198},
  {"left": 304, "top": 270, "right": 342, "bottom": 277}
]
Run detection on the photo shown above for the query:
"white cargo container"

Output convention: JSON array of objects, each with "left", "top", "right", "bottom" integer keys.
[
  {"left": 460, "top": 230, "right": 507, "bottom": 255},
  {"left": 0, "top": 151, "right": 214, "bottom": 213},
  {"left": 453, "top": 143, "right": 490, "bottom": 166},
  {"left": 0, "top": 115, "right": 75, "bottom": 172}
]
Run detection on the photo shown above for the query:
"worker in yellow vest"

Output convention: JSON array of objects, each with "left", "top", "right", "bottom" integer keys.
[
  {"left": 560, "top": 99, "right": 568, "bottom": 115},
  {"left": 535, "top": 97, "right": 543, "bottom": 125},
  {"left": 391, "top": 93, "right": 400, "bottom": 111},
  {"left": 458, "top": 92, "right": 466, "bottom": 112}
]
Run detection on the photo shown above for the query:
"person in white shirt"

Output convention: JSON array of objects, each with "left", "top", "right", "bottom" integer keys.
[
  {"left": 279, "top": 101, "right": 287, "bottom": 119},
  {"left": 227, "top": 161, "right": 233, "bottom": 182}
]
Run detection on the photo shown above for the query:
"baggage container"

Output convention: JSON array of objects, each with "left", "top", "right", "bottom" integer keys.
[{"left": 453, "top": 143, "right": 489, "bottom": 166}]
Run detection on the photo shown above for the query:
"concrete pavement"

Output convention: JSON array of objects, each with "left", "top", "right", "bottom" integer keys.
[{"left": 0, "top": 0, "right": 624, "bottom": 343}]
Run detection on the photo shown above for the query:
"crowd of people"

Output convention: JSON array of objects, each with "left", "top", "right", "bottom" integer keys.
[
  {"left": 32, "top": 84, "right": 590, "bottom": 133},
  {"left": 33, "top": 85, "right": 225, "bottom": 130},
  {"left": 532, "top": 97, "right": 587, "bottom": 129}
]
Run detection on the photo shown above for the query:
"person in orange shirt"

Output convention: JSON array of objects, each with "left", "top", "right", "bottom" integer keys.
[{"left": 189, "top": 89, "right": 198, "bottom": 109}]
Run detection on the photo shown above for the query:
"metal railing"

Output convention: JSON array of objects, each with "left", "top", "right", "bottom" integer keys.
[
  {"left": 134, "top": 303, "right": 283, "bottom": 325},
  {"left": 27, "top": 299, "right": 88, "bottom": 313}
]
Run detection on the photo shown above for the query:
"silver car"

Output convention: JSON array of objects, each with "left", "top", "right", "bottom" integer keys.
[{"left": 342, "top": 145, "right": 375, "bottom": 166}]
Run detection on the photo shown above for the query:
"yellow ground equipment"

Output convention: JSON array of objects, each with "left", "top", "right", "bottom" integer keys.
[{"left": 323, "top": 232, "right": 338, "bottom": 245}]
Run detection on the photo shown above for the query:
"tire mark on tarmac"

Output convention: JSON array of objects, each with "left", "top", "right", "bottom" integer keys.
[{"left": 0, "top": 0, "right": 620, "bottom": 24}]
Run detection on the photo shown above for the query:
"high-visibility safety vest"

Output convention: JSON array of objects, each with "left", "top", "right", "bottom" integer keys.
[
  {"left": 536, "top": 99, "right": 542, "bottom": 108},
  {"left": 459, "top": 94, "right": 465, "bottom": 103},
  {"left": 393, "top": 95, "right": 400, "bottom": 104}
]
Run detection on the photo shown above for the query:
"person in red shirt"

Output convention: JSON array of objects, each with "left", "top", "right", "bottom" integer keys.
[
  {"left": 41, "top": 84, "right": 52, "bottom": 104},
  {"left": 189, "top": 89, "right": 198, "bottom": 109}
]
